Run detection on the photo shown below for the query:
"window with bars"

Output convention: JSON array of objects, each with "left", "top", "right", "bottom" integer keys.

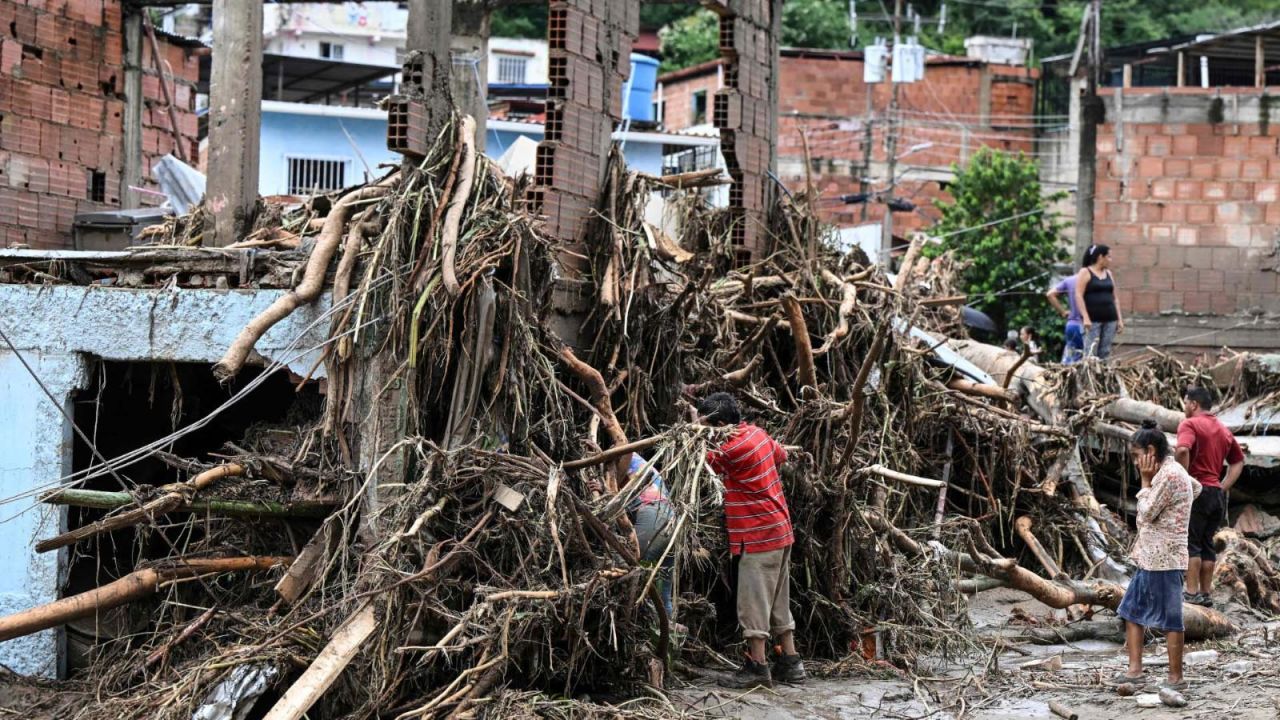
[
  {"left": 495, "top": 55, "right": 528, "bottom": 84},
  {"left": 287, "top": 157, "right": 348, "bottom": 195}
]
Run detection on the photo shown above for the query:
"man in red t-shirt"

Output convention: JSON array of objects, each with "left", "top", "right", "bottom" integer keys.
[
  {"left": 1176, "top": 385, "right": 1245, "bottom": 607},
  {"left": 698, "top": 392, "right": 806, "bottom": 689}
]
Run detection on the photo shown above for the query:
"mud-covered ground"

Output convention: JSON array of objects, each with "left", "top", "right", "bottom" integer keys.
[
  {"left": 671, "top": 588, "right": 1280, "bottom": 719},
  {"left": 2, "top": 588, "right": 1277, "bottom": 718}
]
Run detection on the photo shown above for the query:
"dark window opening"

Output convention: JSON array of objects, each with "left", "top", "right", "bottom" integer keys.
[
  {"left": 319, "top": 41, "right": 344, "bottom": 60},
  {"left": 691, "top": 90, "right": 707, "bottom": 125},
  {"left": 88, "top": 171, "right": 106, "bottom": 202},
  {"left": 63, "top": 361, "right": 322, "bottom": 672}
]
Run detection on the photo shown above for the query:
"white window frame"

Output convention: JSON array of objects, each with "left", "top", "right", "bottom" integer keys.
[
  {"left": 494, "top": 54, "right": 528, "bottom": 84},
  {"left": 284, "top": 155, "right": 350, "bottom": 196},
  {"left": 319, "top": 41, "right": 344, "bottom": 60}
]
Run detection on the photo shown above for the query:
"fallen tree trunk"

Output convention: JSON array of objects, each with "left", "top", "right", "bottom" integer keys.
[
  {"left": 36, "top": 463, "right": 247, "bottom": 553},
  {"left": 214, "top": 179, "right": 396, "bottom": 381},
  {"left": 863, "top": 512, "right": 1234, "bottom": 640},
  {"left": 946, "top": 377, "right": 1018, "bottom": 404},
  {"left": 38, "top": 489, "right": 331, "bottom": 552},
  {"left": 780, "top": 295, "right": 818, "bottom": 397},
  {"left": 0, "top": 556, "right": 289, "bottom": 643},
  {"left": 949, "top": 340, "right": 1060, "bottom": 425},
  {"left": 1104, "top": 398, "right": 1184, "bottom": 433}
]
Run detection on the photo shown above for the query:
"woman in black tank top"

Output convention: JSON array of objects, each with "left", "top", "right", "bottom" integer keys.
[{"left": 1073, "top": 244, "right": 1124, "bottom": 359}]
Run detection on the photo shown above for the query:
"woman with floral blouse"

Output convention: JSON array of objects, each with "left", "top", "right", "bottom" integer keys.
[{"left": 1113, "top": 420, "right": 1200, "bottom": 690}]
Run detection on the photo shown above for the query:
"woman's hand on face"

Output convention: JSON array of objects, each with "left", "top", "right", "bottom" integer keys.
[{"left": 1135, "top": 450, "right": 1159, "bottom": 483}]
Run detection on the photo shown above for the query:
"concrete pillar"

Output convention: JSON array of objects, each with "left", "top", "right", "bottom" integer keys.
[
  {"left": 206, "top": 0, "right": 264, "bottom": 246},
  {"left": 404, "top": 0, "right": 454, "bottom": 144},
  {"left": 0, "top": 351, "right": 85, "bottom": 678},
  {"left": 1256, "top": 34, "right": 1265, "bottom": 88},
  {"left": 451, "top": 1, "right": 490, "bottom": 152},
  {"left": 121, "top": 11, "right": 144, "bottom": 210}
]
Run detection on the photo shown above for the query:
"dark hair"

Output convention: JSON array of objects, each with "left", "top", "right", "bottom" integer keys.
[
  {"left": 1130, "top": 419, "right": 1170, "bottom": 461},
  {"left": 1003, "top": 338, "right": 1019, "bottom": 350},
  {"left": 1020, "top": 325, "right": 1037, "bottom": 340},
  {"left": 1183, "top": 385, "right": 1215, "bottom": 411},
  {"left": 1081, "top": 244, "right": 1111, "bottom": 268},
  {"left": 697, "top": 392, "right": 741, "bottom": 426}
]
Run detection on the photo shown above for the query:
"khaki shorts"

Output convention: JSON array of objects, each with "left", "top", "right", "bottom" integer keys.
[{"left": 736, "top": 546, "right": 795, "bottom": 640}]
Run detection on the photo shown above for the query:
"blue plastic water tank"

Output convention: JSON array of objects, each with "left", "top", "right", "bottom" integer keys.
[{"left": 626, "top": 54, "right": 660, "bottom": 123}]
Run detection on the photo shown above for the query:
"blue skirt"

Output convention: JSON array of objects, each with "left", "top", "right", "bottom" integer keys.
[{"left": 1117, "top": 569, "right": 1185, "bottom": 632}]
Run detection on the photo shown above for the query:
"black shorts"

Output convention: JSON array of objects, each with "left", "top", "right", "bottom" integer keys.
[{"left": 1187, "top": 486, "right": 1225, "bottom": 562}]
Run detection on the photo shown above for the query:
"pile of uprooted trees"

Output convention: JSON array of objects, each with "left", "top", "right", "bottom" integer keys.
[{"left": 0, "top": 123, "right": 1263, "bottom": 719}]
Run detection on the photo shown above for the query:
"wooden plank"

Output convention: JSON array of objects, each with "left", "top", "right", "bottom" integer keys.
[
  {"left": 262, "top": 603, "right": 378, "bottom": 720},
  {"left": 275, "top": 525, "right": 335, "bottom": 605}
]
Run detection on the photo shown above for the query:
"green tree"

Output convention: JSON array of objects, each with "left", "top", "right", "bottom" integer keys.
[
  {"left": 926, "top": 148, "right": 1068, "bottom": 345},
  {"left": 659, "top": 9, "right": 720, "bottom": 73},
  {"left": 490, "top": 5, "right": 546, "bottom": 39},
  {"left": 781, "top": 0, "right": 852, "bottom": 50}
]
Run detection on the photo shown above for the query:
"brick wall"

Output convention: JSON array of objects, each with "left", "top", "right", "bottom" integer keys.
[
  {"left": 1094, "top": 90, "right": 1280, "bottom": 324},
  {"left": 659, "top": 66, "right": 718, "bottom": 132},
  {"left": 660, "top": 52, "right": 1038, "bottom": 233},
  {"left": 0, "top": 1, "right": 200, "bottom": 249}
]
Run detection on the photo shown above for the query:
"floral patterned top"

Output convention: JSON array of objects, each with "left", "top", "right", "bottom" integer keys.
[{"left": 1131, "top": 457, "right": 1201, "bottom": 571}]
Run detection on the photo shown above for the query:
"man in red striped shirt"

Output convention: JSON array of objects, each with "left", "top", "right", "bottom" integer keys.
[{"left": 698, "top": 392, "right": 806, "bottom": 688}]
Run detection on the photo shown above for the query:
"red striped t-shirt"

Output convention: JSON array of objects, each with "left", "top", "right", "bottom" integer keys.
[{"left": 706, "top": 423, "right": 793, "bottom": 555}]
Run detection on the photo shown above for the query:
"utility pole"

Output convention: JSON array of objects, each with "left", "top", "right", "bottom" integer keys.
[
  {"left": 1074, "top": 0, "right": 1102, "bottom": 260},
  {"left": 206, "top": 0, "right": 264, "bottom": 246},
  {"left": 879, "top": 0, "right": 902, "bottom": 265}
]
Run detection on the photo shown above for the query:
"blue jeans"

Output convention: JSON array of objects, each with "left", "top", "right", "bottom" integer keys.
[
  {"left": 1085, "top": 321, "right": 1117, "bottom": 359},
  {"left": 634, "top": 501, "right": 676, "bottom": 616},
  {"left": 1062, "top": 321, "right": 1084, "bottom": 364}
]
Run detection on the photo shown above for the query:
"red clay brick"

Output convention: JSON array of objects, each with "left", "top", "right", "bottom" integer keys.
[
  {"left": 1150, "top": 179, "right": 1174, "bottom": 199},
  {"left": 1161, "top": 203, "right": 1186, "bottom": 223},
  {"left": 1248, "top": 136, "right": 1277, "bottom": 155},
  {"left": 1164, "top": 158, "right": 1191, "bottom": 177},
  {"left": 1189, "top": 159, "right": 1216, "bottom": 179},
  {"left": 1137, "top": 156, "right": 1163, "bottom": 178},
  {"left": 1133, "top": 202, "right": 1161, "bottom": 223},
  {"left": 1146, "top": 135, "right": 1171, "bottom": 156},
  {"left": 1202, "top": 181, "right": 1228, "bottom": 200},
  {"left": 1196, "top": 135, "right": 1224, "bottom": 156},
  {"left": 1241, "top": 160, "right": 1267, "bottom": 179},
  {"left": 1131, "top": 291, "right": 1159, "bottom": 314},
  {"left": 1171, "top": 134, "right": 1198, "bottom": 156},
  {"left": 1182, "top": 292, "right": 1211, "bottom": 314},
  {"left": 1211, "top": 247, "right": 1240, "bottom": 270},
  {"left": 1223, "top": 136, "right": 1250, "bottom": 158},
  {"left": 1174, "top": 180, "right": 1200, "bottom": 200},
  {"left": 1186, "top": 203, "right": 1212, "bottom": 224},
  {"left": 1184, "top": 247, "right": 1212, "bottom": 268},
  {"left": 1209, "top": 293, "right": 1236, "bottom": 315}
]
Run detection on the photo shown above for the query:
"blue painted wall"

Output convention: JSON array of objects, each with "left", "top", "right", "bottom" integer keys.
[
  {"left": 260, "top": 109, "right": 399, "bottom": 195},
  {"left": 261, "top": 109, "right": 667, "bottom": 193}
]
